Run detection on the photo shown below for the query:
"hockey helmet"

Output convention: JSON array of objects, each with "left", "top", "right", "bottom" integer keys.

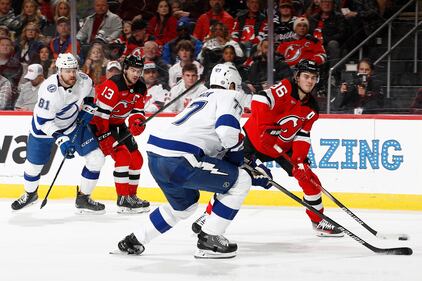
[
  {"left": 124, "top": 55, "right": 144, "bottom": 70},
  {"left": 55, "top": 53, "right": 78, "bottom": 69},
  {"left": 209, "top": 63, "right": 242, "bottom": 91}
]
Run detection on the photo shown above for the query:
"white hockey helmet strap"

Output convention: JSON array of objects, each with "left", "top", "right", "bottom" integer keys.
[{"left": 209, "top": 63, "right": 242, "bottom": 90}]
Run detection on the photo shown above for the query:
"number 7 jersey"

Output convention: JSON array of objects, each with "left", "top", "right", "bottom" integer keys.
[{"left": 243, "top": 78, "right": 320, "bottom": 160}]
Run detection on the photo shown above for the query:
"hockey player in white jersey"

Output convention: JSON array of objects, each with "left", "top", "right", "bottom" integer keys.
[
  {"left": 116, "top": 63, "right": 272, "bottom": 259},
  {"left": 11, "top": 53, "right": 106, "bottom": 213}
]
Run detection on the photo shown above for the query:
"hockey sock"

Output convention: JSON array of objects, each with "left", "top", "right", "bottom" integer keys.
[
  {"left": 128, "top": 150, "right": 143, "bottom": 195},
  {"left": 80, "top": 166, "right": 100, "bottom": 195},
  {"left": 23, "top": 161, "right": 43, "bottom": 193}
]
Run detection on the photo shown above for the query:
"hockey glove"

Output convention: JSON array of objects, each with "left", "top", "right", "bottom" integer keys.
[
  {"left": 292, "top": 163, "right": 312, "bottom": 182},
  {"left": 55, "top": 135, "right": 75, "bottom": 159},
  {"left": 77, "top": 103, "right": 97, "bottom": 126},
  {"left": 244, "top": 163, "right": 273, "bottom": 189},
  {"left": 224, "top": 150, "right": 244, "bottom": 166},
  {"left": 97, "top": 131, "right": 117, "bottom": 156},
  {"left": 128, "top": 114, "right": 146, "bottom": 136}
]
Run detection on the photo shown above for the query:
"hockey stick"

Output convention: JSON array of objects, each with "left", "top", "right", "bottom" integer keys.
[
  {"left": 40, "top": 122, "right": 82, "bottom": 209},
  {"left": 113, "top": 77, "right": 205, "bottom": 147},
  {"left": 272, "top": 144, "right": 409, "bottom": 241},
  {"left": 243, "top": 163, "right": 413, "bottom": 255}
]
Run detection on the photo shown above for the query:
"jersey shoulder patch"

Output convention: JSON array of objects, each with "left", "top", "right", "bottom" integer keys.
[{"left": 46, "top": 84, "right": 57, "bottom": 93}]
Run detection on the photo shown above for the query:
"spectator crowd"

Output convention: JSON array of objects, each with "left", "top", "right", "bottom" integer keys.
[{"left": 0, "top": 0, "right": 417, "bottom": 114}]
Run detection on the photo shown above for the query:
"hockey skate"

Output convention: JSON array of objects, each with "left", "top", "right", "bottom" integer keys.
[
  {"left": 130, "top": 194, "right": 150, "bottom": 212},
  {"left": 312, "top": 220, "right": 344, "bottom": 237},
  {"left": 117, "top": 233, "right": 145, "bottom": 255},
  {"left": 192, "top": 212, "right": 207, "bottom": 234},
  {"left": 11, "top": 190, "right": 38, "bottom": 210},
  {"left": 75, "top": 189, "right": 105, "bottom": 214},
  {"left": 195, "top": 231, "right": 237, "bottom": 259},
  {"left": 117, "top": 195, "right": 149, "bottom": 214}
]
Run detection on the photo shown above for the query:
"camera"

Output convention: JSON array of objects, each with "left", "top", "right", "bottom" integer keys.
[{"left": 356, "top": 73, "right": 369, "bottom": 87}]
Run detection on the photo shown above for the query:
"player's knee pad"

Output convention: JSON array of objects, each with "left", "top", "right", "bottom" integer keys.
[
  {"left": 84, "top": 148, "right": 105, "bottom": 172},
  {"left": 113, "top": 146, "right": 131, "bottom": 167},
  {"left": 159, "top": 203, "right": 199, "bottom": 226},
  {"left": 129, "top": 149, "right": 143, "bottom": 170},
  {"left": 228, "top": 168, "right": 252, "bottom": 196},
  {"left": 24, "top": 161, "right": 44, "bottom": 176}
]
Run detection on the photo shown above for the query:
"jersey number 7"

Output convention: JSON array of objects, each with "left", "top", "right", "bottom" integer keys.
[{"left": 173, "top": 101, "right": 207, "bottom": 126}]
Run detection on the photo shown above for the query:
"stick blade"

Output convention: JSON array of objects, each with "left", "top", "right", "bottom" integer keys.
[
  {"left": 376, "top": 233, "right": 410, "bottom": 241},
  {"left": 377, "top": 247, "right": 413, "bottom": 256}
]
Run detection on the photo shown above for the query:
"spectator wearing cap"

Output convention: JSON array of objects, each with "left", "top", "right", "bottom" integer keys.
[
  {"left": 0, "top": 74, "right": 12, "bottom": 110},
  {"left": 274, "top": 0, "right": 296, "bottom": 46},
  {"left": 165, "top": 63, "right": 208, "bottom": 113},
  {"left": 193, "top": 0, "right": 234, "bottom": 42},
  {"left": 162, "top": 17, "right": 202, "bottom": 65},
  {"left": 147, "top": 0, "right": 178, "bottom": 47},
  {"left": 143, "top": 40, "right": 169, "bottom": 88},
  {"left": 142, "top": 61, "right": 170, "bottom": 113},
  {"left": 231, "top": 0, "right": 267, "bottom": 57},
  {"left": 276, "top": 17, "right": 326, "bottom": 67},
  {"left": 123, "top": 18, "right": 153, "bottom": 58},
  {"left": 0, "top": 0, "right": 21, "bottom": 33},
  {"left": 0, "top": 36, "right": 23, "bottom": 107},
  {"left": 15, "top": 63, "right": 44, "bottom": 111},
  {"left": 76, "top": 0, "right": 122, "bottom": 44},
  {"left": 105, "top": 60, "right": 121, "bottom": 79},
  {"left": 168, "top": 39, "right": 203, "bottom": 88},
  {"left": 49, "top": 16, "right": 80, "bottom": 59}
]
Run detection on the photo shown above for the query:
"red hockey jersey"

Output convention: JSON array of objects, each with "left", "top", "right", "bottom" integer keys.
[
  {"left": 276, "top": 36, "right": 326, "bottom": 66},
  {"left": 92, "top": 74, "right": 147, "bottom": 135},
  {"left": 243, "top": 79, "right": 319, "bottom": 162}
]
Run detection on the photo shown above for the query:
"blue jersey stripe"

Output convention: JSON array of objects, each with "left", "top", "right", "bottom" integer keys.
[
  {"left": 215, "top": 114, "right": 240, "bottom": 130},
  {"left": 148, "top": 135, "right": 205, "bottom": 156},
  {"left": 57, "top": 102, "right": 77, "bottom": 116},
  {"left": 150, "top": 208, "right": 172, "bottom": 233},
  {"left": 36, "top": 116, "right": 54, "bottom": 125},
  {"left": 212, "top": 199, "right": 239, "bottom": 221}
]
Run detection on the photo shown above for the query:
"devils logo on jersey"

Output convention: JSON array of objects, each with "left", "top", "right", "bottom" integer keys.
[{"left": 267, "top": 115, "right": 303, "bottom": 142}]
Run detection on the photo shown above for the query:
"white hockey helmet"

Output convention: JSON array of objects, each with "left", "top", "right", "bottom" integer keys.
[
  {"left": 55, "top": 53, "right": 79, "bottom": 70},
  {"left": 209, "top": 63, "right": 242, "bottom": 90}
]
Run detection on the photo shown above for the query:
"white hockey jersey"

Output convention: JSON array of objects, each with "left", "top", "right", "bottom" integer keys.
[
  {"left": 30, "top": 72, "right": 94, "bottom": 138},
  {"left": 147, "top": 88, "right": 247, "bottom": 158},
  {"left": 168, "top": 61, "right": 204, "bottom": 88},
  {"left": 164, "top": 79, "right": 208, "bottom": 113},
  {"left": 144, "top": 83, "right": 170, "bottom": 113}
]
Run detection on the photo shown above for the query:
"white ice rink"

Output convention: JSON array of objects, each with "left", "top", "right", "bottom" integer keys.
[{"left": 0, "top": 199, "right": 420, "bottom": 281}]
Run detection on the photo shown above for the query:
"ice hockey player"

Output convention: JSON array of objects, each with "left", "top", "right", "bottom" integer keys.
[
  {"left": 90, "top": 55, "right": 150, "bottom": 214},
  {"left": 116, "top": 63, "right": 272, "bottom": 258},
  {"left": 192, "top": 59, "right": 344, "bottom": 237},
  {"left": 11, "top": 53, "right": 106, "bottom": 213}
]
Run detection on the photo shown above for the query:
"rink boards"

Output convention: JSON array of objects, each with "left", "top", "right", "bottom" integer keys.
[{"left": 0, "top": 112, "right": 421, "bottom": 210}]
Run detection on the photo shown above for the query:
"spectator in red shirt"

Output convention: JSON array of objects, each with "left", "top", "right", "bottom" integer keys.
[
  {"left": 193, "top": 0, "right": 234, "bottom": 42},
  {"left": 147, "top": 0, "right": 178, "bottom": 47}
]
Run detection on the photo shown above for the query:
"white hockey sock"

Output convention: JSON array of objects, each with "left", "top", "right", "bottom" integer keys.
[
  {"left": 202, "top": 169, "right": 251, "bottom": 235},
  {"left": 23, "top": 161, "right": 43, "bottom": 193},
  {"left": 80, "top": 166, "right": 100, "bottom": 195}
]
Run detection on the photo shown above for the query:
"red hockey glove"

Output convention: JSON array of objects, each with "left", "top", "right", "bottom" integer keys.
[
  {"left": 128, "top": 114, "right": 146, "bottom": 136},
  {"left": 292, "top": 163, "right": 312, "bottom": 182},
  {"left": 97, "top": 131, "right": 117, "bottom": 156}
]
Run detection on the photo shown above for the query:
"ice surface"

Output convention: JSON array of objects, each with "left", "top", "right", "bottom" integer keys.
[{"left": 0, "top": 200, "right": 420, "bottom": 281}]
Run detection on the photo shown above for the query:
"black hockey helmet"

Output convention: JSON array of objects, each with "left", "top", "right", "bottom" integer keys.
[
  {"left": 123, "top": 55, "right": 144, "bottom": 70},
  {"left": 295, "top": 59, "right": 320, "bottom": 76}
]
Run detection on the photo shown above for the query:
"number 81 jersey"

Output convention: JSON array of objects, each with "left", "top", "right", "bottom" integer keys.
[
  {"left": 243, "top": 78, "right": 320, "bottom": 159},
  {"left": 92, "top": 74, "right": 147, "bottom": 135}
]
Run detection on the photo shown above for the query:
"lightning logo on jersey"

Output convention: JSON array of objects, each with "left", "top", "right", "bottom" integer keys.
[{"left": 201, "top": 162, "right": 228, "bottom": 176}]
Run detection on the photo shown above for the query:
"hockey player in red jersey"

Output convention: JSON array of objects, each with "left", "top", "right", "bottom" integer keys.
[
  {"left": 193, "top": 60, "right": 344, "bottom": 237},
  {"left": 90, "top": 55, "right": 150, "bottom": 214}
]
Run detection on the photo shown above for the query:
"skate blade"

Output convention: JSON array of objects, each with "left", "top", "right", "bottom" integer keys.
[
  {"left": 75, "top": 209, "right": 106, "bottom": 215},
  {"left": 315, "top": 231, "right": 345, "bottom": 238},
  {"left": 194, "top": 249, "right": 237, "bottom": 259},
  {"left": 109, "top": 250, "right": 142, "bottom": 256},
  {"left": 117, "top": 207, "right": 150, "bottom": 214}
]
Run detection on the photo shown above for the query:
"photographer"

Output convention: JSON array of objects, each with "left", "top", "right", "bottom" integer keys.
[{"left": 333, "top": 58, "right": 384, "bottom": 114}]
